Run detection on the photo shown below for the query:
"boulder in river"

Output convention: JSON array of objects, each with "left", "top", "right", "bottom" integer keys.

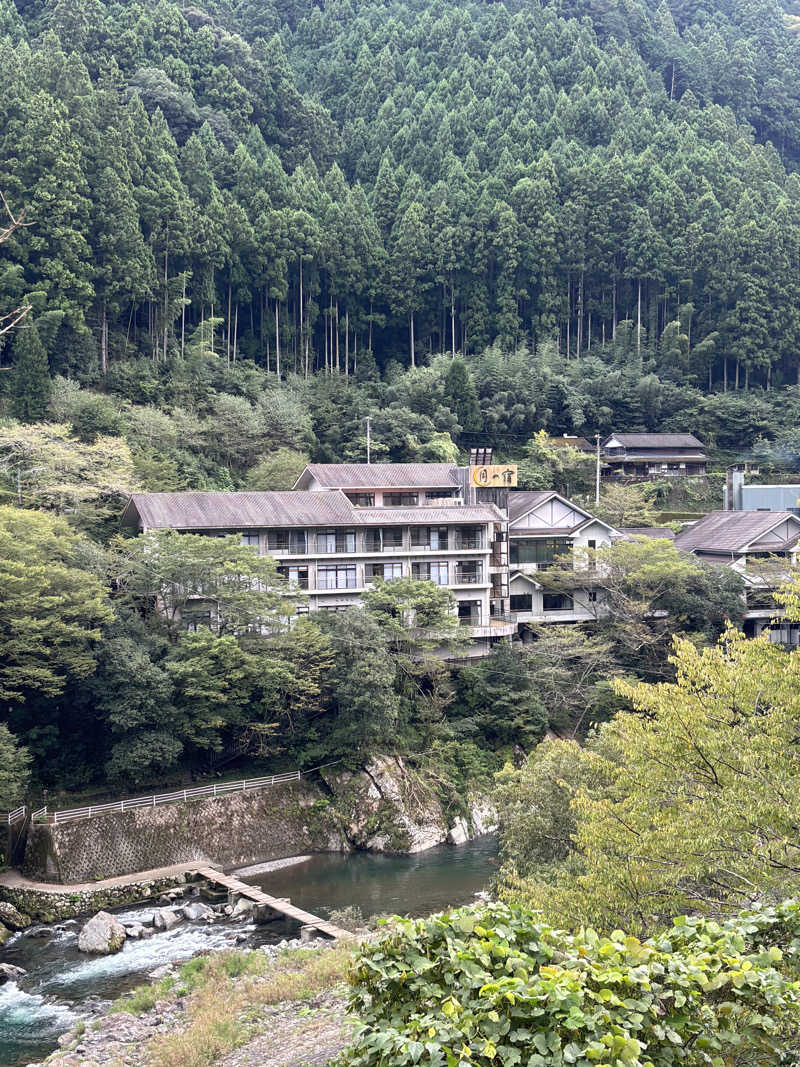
[
  {"left": 0, "top": 901, "right": 31, "bottom": 931},
  {"left": 181, "top": 901, "right": 214, "bottom": 922},
  {"left": 0, "top": 963, "right": 26, "bottom": 984},
  {"left": 77, "top": 911, "right": 127, "bottom": 954},
  {"left": 447, "top": 817, "right": 469, "bottom": 846},
  {"left": 152, "top": 908, "right": 182, "bottom": 931}
]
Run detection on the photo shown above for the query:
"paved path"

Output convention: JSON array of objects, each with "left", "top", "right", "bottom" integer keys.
[{"left": 0, "top": 860, "right": 208, "bottom": 894}]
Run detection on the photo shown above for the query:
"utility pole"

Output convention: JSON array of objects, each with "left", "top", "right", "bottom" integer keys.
[
  {"left": 595, "top": 434, "right": 601, "bottom": 506},
  {"left": 365, "top": 417, "right": 371, "bottom": 464}
]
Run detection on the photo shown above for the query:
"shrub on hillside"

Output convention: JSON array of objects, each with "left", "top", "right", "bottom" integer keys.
[{"left": 338, "top": 900, "right": 800, "bottom": 1065}]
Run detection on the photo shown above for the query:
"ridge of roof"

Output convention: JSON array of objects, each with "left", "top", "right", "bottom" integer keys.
[{"left": 296, "top": 463, "right": 461, "bottom": 490}]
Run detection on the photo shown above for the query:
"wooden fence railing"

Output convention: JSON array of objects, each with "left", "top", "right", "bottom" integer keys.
[{"left": 29, "top": 763, "right": 339, "bottom": 826}]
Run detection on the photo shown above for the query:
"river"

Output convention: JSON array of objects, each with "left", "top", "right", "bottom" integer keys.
[{"left": 0, "top": 835, "right": 498, "bottom": 1066}]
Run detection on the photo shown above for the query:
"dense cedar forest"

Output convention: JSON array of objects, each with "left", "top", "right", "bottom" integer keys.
[{"left": 3, "top": 0, "right": 800, "bottom": 396}]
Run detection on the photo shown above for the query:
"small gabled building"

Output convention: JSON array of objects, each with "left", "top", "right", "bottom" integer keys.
[
  {"left": 293, "top": 463, "right": 463, "bottom": 507},
  {"left": 674, "top": 510, "right": 800, "bottom": 644},
  {"left": 506, "top": 491, "right": 617, "bottom": 625},
  {"left": 603, "top": 433, "right": 707, "bottom": 478}
]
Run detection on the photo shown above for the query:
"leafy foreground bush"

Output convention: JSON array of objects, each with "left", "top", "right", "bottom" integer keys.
[{"left": 338, "top": 901, "right": 800, "bottom": 1066}]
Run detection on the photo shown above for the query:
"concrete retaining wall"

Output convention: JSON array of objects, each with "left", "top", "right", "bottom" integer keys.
[{"left": 24, "top": 780, "right": 349, "bottom": 884}]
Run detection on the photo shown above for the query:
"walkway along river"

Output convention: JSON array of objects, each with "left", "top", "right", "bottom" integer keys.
[{"left": 0, "top": 835, "right": 498, "bottom": 1066}]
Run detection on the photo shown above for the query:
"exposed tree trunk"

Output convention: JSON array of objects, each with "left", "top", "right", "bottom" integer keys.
[
  {"left": 368, "top": 299, "right": 373, "bottom": 353},
  {"left": 335, "top": 301, "right": 340, "bottom": 373},
  {"left": 724, "top": 357, "right": 728, "bottom": 392},
  {"left": 180, "top": 274, "right": 186, "bottom": 360},
  {"left": 233, "top": 304, "right": 238, "bottom": 363},
  {"left": 353, "top": 331, "right": 358, "bottom": 376},
  {"left": 587, "top": 311, "right": 591, "bottom": 352},
  {"left": 735, "top": 359, "right": 740, "bottom": 390},
  {"left": 410, "top": 310, "right": 415, "bottom": 368},
  {"left": 637, "top": 279, "right": 642, "bottom": 358},
  {"left": 298, "top": 256, "right": 303, "bottom": 364},
  {"left": 275, "top": 299, "right": 281, "bottom": 378},
  {"left": 163, "top": 246, "right": 169, "bottom": 363},
  {"left": 612, "top": 277, "right": 617, "bottom": 339},
  {"left": 451, "top": 285, "right": 456, "bottom": 357},
  {"left": 745, "top": 363, "right": 750, "bottom": 391},
  {"left": 345, "top": 308, "right": 349, "bottom": 377},
  {"left": 576, "top": 270, "right": 584, "bottom": 356},
  {"left": 101, "top": 302, "right": 108, "bottom": 375},
  {"left": 566, "top": 275, "right": 570, "bottom": 358},
  {"left": 226, "top": 281, "right": 232, "bottom": 364}
]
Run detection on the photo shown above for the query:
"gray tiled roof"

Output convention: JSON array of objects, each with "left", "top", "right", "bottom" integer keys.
[
  {"left": 122, "top": 492, "right": 503, "bottom": 531},
  {"left": 507, "top": 491, "right": 556, "bottom": 522},
  {"left": 674, "top": 511, "right": 800, "bottom": 553},
  {"left": 122, "top": 491, "right": 358, "bottom": 530},
  {"left": 604, "top": 433, "right": 705, "bottom": 450},
  {"left": 296, "top": 463, "right": 460, "bottom": 489}
]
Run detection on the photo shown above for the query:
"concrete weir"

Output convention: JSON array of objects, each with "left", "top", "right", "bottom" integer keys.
[{"left": 193, "top": 866, "right": 351, "bottom": 940}]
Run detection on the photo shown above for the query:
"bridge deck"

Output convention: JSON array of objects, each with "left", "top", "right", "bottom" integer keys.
[{"left": 193, "top": 866, "right": 350, "bottom": 940}]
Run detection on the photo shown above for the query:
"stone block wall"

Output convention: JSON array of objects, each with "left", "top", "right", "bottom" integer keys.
[{"left": 24, "top": 780, "right": 350, "bottom": 883}]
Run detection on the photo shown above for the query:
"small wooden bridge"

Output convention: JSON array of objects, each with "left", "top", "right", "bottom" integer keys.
[{"left": 193, "top": 865, "right": 351, "bottom": 941}]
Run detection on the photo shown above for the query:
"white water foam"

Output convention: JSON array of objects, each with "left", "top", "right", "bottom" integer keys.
[{"left": 0, "top": 982, "right": 76, "bottom": 1040}]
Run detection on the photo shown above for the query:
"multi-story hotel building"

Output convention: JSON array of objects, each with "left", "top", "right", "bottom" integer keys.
[{"left": 121, "top": 462, "right": 619, "bottom": 652}]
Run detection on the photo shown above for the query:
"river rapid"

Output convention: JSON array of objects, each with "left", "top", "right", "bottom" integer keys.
[{"left": 0, "top": 835, "right": 498, "bottom": 1066}]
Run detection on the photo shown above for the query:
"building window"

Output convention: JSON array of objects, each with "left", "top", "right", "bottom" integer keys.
[
  {"left": 457, "top": 600, "right": 481, "bottom": 624},
  {"left": 456, "top": 526, "right": 483, "bottom": 549},
  {"left": 277, "top": 565, "right": 309, "bottom": 590},
  {"left": 316, "top": 529, "right": 356, "bottom": 553},
  {"left": 425, "top": 490, "right": 455, "bottom": 500},
  {"left": 412, "top": 561, "right": 449, "bottom": 585},
  {"left": 317, "top": 564, "right": 357, "bottom": 590},
  {"left": 385, "top": 492, "right": 418, "bottom": 506},
  {"left": 543, "top": 593, "right": 574, "bottom": 612},
  {"left": 455, "top": 562, "right": 482, "bottom": 584},
  {"left": 266, "top": 531, "right": 307, "bottom": 554},
  {"left": 365, "top": 528, "right": 404, "bottom": 552},
  {"left": 510, "top": 594, "right": 533, "bottom": 612},
  {"left": 510, "top": 538, "right": 571, "bottom": 566},
  {"left": 411, "top": 526, "right": 449, "bottom": 550},
  {"left": 241, "top": 532, "right": 260, "bottom": 550},
  {"left": 365, "top": 562, "right": 403, "bottom": 581},
  {"left": 346, "top": 493, "right": 374, "bottom": 506}
]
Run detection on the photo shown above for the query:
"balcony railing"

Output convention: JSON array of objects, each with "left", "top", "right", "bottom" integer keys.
[
  {"left": 454, "top": 569, "right": 483, "bottom": 584},
  {"left": 455, "top": 536, "right": 484, "bottom": 550}
]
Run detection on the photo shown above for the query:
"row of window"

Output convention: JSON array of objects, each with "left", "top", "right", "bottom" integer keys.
[
  {"left": 345, "top": 491, "right": 459, "bottom": 507},
  {"left": 242, "top": 527, "right": 484, "bottom": 554},
  {"left": 275, "top": 562, "right": 483, "bottom": 590},
  {"left": 509, "top": 592, "right": 597, "bottom": 613}
]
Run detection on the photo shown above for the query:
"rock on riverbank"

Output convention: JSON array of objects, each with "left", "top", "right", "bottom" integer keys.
[{"left": 322, "top": 756, "right": 497, "bottom": 854}]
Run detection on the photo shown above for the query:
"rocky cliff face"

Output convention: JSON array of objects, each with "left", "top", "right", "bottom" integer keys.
[{"left": 322, "top": 756, "right": 497, "bottom": 855}]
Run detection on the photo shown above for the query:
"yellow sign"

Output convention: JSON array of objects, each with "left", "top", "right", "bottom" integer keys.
[{"left": 470, "top": 464, "right": 518, "bottom": 487}]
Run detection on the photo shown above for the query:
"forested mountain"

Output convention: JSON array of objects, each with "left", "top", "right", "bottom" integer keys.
[{"left": 3, "top": 0, "right": 800, "bottom": 399}]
